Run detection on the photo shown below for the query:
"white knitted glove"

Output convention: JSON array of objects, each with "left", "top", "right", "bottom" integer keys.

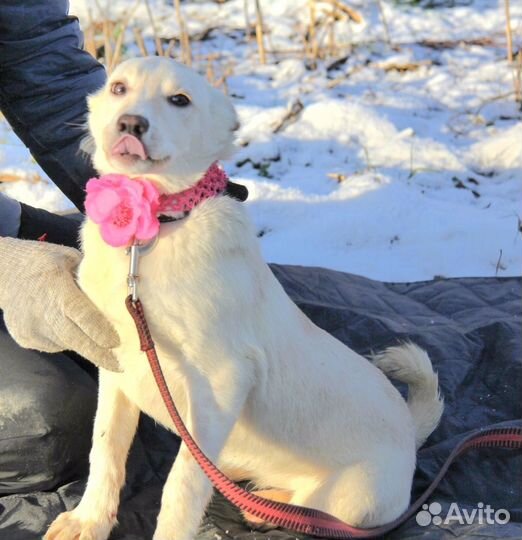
[{"left": 0, "top": 237, "right": 120, "bottom": 371}]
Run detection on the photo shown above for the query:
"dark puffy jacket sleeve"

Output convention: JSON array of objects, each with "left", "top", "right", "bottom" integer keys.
[
  {"left": 18, "top": 204, "right": 83, "bottom": 248},
  {"left": 0, "top": 0, "right": 106, "bottom": 225}
]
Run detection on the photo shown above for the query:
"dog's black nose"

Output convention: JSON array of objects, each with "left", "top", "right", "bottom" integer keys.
[{"left": 117, "top": 114, "right": 149, "bottom": 138}]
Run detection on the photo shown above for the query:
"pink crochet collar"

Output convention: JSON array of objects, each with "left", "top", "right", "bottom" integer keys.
[
  {"left": 158, "top": 162, "right": 228, "bottom": 217},
  {"left": 85, "top": 163, "right": 229, "bottom": 248}
]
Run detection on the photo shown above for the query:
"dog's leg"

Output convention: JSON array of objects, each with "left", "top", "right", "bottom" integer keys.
[
  {"left": 153, "top": 364, "right": 251, "bottom": 540},
  {"left": 45, "top": 371, "right": 139, "bottom": 540}
]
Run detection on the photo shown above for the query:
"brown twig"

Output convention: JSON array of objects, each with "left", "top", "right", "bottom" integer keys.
[
  {"left": 0, "top": 172, "right": 40, "bottom": 183},
  {"left": 495, "top": 249, "right": 505, "bottom": 275},
  {"left": 308, "top": 0, "right": 318, "bottom": 61},
  {"left": 165, "top": 39, "right": 177, "bottom": 58},
  {"left": 254, "top": 0, "right": 267, "bottom": 64},
  {"left": 109, "top": 0, "right": 141, "bottom": 71},
  {"left": 504, "top": 0, "right": 513, "bottom": 63},
  {"left": 319, "top": 0, "right": 363, "bottom": 24},
  {"left": 270, "top": 45, "right": 342, "bottom": 57},
  {"left": 327, "top": 172, "right": 347, "bottom": 183},
  {"left": 273, "top": 99, "right": 304, "bottom": 133},
  {"left": 84, "top": 25, "right": 97, "bottom": 58},
  {"left": 133, "top": 27, "right": 149, "bottom": 56},
  {"left": 380, "top": 60, "right": 432, "bottom": 72},
  {"left": 206, "top": 54, "right": 219, "bottom": 85},
  {"left": 514, "top": 50, "right": 522, "bottom": 104},
  {"left": 173, "top": 0, "right": 192, "bottom": 65},
  {"left": 327, "top": 4, "right": 337, "bottom": 57},
  {"left": 103, "top": 20, "right": 114, "bottom": 66},
  {"left": 419, "top": 37, "right": 495, "bottom": 49},
  {"left": 214, "top": 66, "right": 234, "bottom": 94},
  {"left": 316, "top": 12, "right": 341, "bottom": 61},
  {"left": 143, "top": 0, "right": 164, "bottom": 56},
  {"left": 110, "top": 26, "right": 127, "bottom": 70}
]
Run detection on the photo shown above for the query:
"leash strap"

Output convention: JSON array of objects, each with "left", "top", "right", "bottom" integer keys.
[{"left": 126, "top": 296, "right": 522, "bottom": 539}]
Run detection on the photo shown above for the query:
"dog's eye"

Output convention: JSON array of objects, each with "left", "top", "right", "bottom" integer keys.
[
  {"left": 168, "top": 94, "right": 191, "bottom": 107},
  {"left": 111, "top": 82, "right": 126, "bottom": 96}
]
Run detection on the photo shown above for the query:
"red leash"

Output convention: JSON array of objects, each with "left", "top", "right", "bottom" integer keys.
[{"left": 126, "top": 296, "right": 522, "bottom": 539}]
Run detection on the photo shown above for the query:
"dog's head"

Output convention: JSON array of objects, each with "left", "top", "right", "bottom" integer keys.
[{"left": 86, "top": 57, "right": 238, "bottom": 187}]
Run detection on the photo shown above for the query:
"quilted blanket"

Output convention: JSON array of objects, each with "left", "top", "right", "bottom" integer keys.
[{"left": 0, "top": 265, "right": 520, "bottom": 540}]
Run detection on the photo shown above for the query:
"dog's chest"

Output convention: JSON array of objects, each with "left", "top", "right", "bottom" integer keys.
[
  {"left": 79, "top": 217, "right": 216, "bottom": 324},
  {"left": 116, "top": 344, "right": 190, "bottom": 431},
  {"left": 78, "top": 210, "right": 254, "bottom": 431}
]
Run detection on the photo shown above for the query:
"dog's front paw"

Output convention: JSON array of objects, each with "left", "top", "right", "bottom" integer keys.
[{"left": 44, "top": 510, "right": 114, "bottom": 540}]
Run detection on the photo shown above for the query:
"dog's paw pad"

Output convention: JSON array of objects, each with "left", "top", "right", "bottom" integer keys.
[{"left": 44, "top": 511, "right": 112, "bottom": 540}]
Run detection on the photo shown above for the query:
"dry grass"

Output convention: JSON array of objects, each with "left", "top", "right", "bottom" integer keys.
[
  {"left": 82, "top": 0, "right": 364, "bottom": 78},
  {"left": 302, "top": 0, "right": 363, "bottom": 66},
  {"left": 3, "top": 0, "right": 520, "bottom": 189},
  {"left": 272, "top": 99, "right": 305, "bottom": 133},
  {"left": 513, "top": 50, "right": 522, "bottom": 104},
  {"left": 254, "top": 0, "right": 267, "bottom": 64},
  {"left": 143, "top": 0, "right": 164, "bottom": 56},
  {"left": 504, "top": 0, "right": 513, "bottom": 63},
  {"left": 307, "top": 0, "right": 318, "bottom": 62},
  {"left": 174, "top": 0, "right": 192, "bottom": 65},
  {"left": 503, "top": 0, "right": 521, "bottom": 105},
  {"left": 5, "top": 0, "right": 519, "bottom": 111},
  {"left": 0, "top": 172, "right": 42, "bottom": 184},
  {"left": 133, "top": 26, "right": 149, "bottom": 56},
  {"left": 319, "top": 0, "right": 362, "bottom": 23}
]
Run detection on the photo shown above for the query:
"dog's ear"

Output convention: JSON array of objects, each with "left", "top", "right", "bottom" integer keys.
[
  {"left": 210, "top": 86, "right": 240, "bottom": 135},
  {"left": 206, "top": 86, "right": 240, "bottom": 160}
]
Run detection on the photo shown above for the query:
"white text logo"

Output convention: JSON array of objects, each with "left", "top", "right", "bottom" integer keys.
[{"left": 416, "top": 502, "right": 510, "bottom": 527}]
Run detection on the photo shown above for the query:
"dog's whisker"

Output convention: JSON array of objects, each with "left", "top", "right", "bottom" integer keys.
[{"left": 65, "top": 122, "right": 90, "bottom": 130}]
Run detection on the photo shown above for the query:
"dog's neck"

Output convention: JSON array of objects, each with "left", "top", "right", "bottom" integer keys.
[
  {"left": 85, "top": 163, "right": 236, "bottom": 247},
  {"left": 139, "top": 164, "right": 248, "bottom": 209},
  {"left": 142, "top": 171, "right": 210, "bottom": 194},
  {"left": 157, "top": 162, "right": 228, "bottom": 216},
  {"left": 138, "top": 157, "right": 221, "bottom": 194}
]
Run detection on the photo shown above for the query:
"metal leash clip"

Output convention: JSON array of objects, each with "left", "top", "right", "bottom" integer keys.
[{"left": 126, "top": 236, "right": 158, "bottom": 302}]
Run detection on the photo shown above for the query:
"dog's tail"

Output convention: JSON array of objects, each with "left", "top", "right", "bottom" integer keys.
[{"left": 373, "top": 343, "right": 444, "bottom": 449}]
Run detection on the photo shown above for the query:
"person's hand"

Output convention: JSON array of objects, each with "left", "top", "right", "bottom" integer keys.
[{"left": 0, "top": 237, "right": 121, "bottom": 371}]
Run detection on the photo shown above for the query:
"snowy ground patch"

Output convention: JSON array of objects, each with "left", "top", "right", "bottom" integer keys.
[{"left": 1, "top": 0, "right": 520, "bottom": 281}]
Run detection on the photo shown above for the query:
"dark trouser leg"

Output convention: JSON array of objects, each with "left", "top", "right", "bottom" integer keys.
[{"left": 0, "top": 311, "right": 97, "bottom": 494}]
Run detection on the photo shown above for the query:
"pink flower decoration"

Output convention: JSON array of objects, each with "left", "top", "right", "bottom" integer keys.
[{"left": 85, "top": 174, "right": 160, "bottom": 247}]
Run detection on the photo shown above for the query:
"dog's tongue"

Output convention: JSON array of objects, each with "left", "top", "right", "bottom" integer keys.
[{"left": 111, "top": 134, "right": 148, "bottom": 160}]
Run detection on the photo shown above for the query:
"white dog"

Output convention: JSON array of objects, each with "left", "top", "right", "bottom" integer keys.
[{"left": 45, "top": 57, "right": 443, "bottom": 540}]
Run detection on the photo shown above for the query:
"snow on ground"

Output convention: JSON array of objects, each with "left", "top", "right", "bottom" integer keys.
[{"left": 1, "top": 0, "right": 521, "bottom": 281}]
